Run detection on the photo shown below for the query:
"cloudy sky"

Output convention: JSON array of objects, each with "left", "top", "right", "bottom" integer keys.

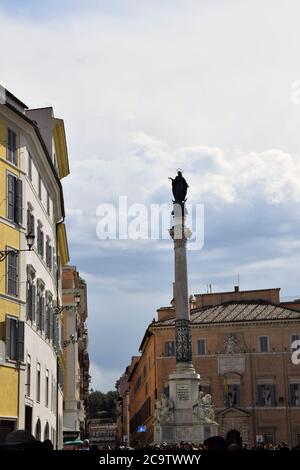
[{"left": 1, "top": 0, "right": 300, "bottom": 391}]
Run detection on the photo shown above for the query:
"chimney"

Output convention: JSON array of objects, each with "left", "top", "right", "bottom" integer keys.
[{"left": 234, "top": 285, "right": 239, "bottom": 292}]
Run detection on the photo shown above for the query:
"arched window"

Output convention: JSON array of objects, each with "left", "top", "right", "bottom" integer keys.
[
  {"left": 35, "top": 418, "right": 41, "bottom": 441},
  {"left": 44, "top": 421, "right": 49, "bottom": 441}
]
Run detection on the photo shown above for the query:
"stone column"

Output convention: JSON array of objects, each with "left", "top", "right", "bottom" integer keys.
[{"left": 170, "top": 203, "right": 194, "bottom": 372}]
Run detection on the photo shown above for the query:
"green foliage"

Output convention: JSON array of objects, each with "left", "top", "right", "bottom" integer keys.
[{"left": 88, "top": 390, "right": 119, "bottom": 421}]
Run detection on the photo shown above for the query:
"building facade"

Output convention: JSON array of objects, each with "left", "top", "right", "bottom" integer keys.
[
  {"left": 0, "top": 90, "right": 70, "bottom": 448},
  {"left": 125, "top": 288, "right": 300, "bottom": 448},
  {"left": 116, "top": 356, "right": 139, "bottom": 446},
  {"left": 62, "top": 266, "right": 90, "bottom": 440},
  {"left": 89, "top": 418, "right": 117, "bottom": 449}
]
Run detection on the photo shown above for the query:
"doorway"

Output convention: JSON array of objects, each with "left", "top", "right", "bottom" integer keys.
[
  {"left": 25, "top": 405, "right": 32, "bottom": 434},
  {"left": 226, "top": 429, "right": 242, "bottom": 448}
]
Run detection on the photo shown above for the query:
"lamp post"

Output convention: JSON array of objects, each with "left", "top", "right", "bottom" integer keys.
[
  {"left": 54, "top": 292, "right": 81, "bottom": 315},
  {"left": 63, "top": 334, "right": 78, "bottom": 348},
  {"left": 0, "top": 232, "right": 35, "bottom": 262}
]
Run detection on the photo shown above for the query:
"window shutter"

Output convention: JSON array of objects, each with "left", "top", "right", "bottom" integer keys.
[
  {"left": 32, "top": 284, "right": 36, "bottom": 322},
  {"left": 5, "top": 317, "right": 11, "bottom": 359},
  {"left": 26, "top": 280, "right": 31, "bottom": 318},
  {"left": 17, "top": 321, "right": 24, "bottom": 362},
  {"left": 271, "top": 385, "right": 276, "bottom": 406},
  {"left": 16, "top": 178, "right": 23, "bottom": 225},
  {"left": 30, "top": 213, "right": 35, "bottom": 236},
  {"left": 27, "top": 208, "right": 30, "bottom": 234},
  {"left": 257, "top": 385, "right": 262, "bottom": 406},
  {"left": 36, "top": 294, "right": 40, "bottom": 329},
  {"left": 41, "top": 231, "right": 44, "bottom": 258},
  {"left": 49, "top": 306, "right": 53, "bottom": 341},
  {"left": 7, "top": 173, "right": 15, "bottom": 220},
  {"left": 45, "top": 304, "right": 49, "bottom": 338},
  {"left": 41, "top": 297, "right": 45, "bottom": 332},
  {"left": 53, "top": 317, "right": 57, "bottom": 348},
  {"left": 7, "top": 252, "right": 18, "bottom": 296},
  {"left": 49, "top": 246, "right": 52, "bottom": 270}
]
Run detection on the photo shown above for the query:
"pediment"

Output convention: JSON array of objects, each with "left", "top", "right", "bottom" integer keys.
[{"left": 216, "top": 407, "right": 251, "bottom": 418}]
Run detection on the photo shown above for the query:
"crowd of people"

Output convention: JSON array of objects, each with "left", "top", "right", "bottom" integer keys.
[{"left": 1, "top": 431, "right": 300, "bottom": 451}]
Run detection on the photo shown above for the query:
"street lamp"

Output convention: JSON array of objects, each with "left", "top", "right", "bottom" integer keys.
[
  {"left": 54, "top": 292, "right": 81, "bottom": 315},
  {"left": 0, "top": 233, "right": 35, "bottom": 262},
  {"left": 63, "top": 334, "right": 78, "bottom": 348}
]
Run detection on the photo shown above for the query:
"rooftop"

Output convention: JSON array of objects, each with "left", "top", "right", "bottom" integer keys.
[{"left": 153, "top": 301, "right": 300, "bottom": 326}]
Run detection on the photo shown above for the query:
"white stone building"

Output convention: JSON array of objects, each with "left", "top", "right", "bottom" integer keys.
[{"left": 10, "top": 102, "right": 69, "bottom": 449}]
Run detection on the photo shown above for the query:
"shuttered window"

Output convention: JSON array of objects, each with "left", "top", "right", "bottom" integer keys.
[
  {"left": 27, "top": 207, "right": 35, "bottom": 237},
  {"left": 290, "top": 383, "right": 300, "bottom": 406},
  {"left": 164, "top": 341, "right": 175, "bottom": 357},
  {"left": 37, "top": 225, "right": 44, "bottom": 258},
  {"left": 26, "top": 279, "right": 35, "bottom": 320},
  {"left": 257, "top": 384, "right": 276, "bottom": 406},
  {"left": 7, "top": 128, "right": 17, "bottom": 165},
  {"left": 28, "top": 153, "right": 32, "bottom": 180},
  {"left": 7, "top": 252, "right": 18, "bottom": 296},
  {"left": 197, "top": 339, "right": 206, "bottom": 355},
  {"left": 5, "top": 316, "right": 24, "bottom": 362},
  {"left": 7, "top": 173, "right": 22, "bottom": 224},
  {"left": 37, "top": 292, "right": 45, "bottom": 332},
  {"left": 45, "top": 297, "right": 52, "bottom": 339},
  {"left": 46, "top": 239, "right": 52, "bottom": 270}
]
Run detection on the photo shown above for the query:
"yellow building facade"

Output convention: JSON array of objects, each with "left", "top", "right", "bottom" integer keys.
[{"left": 0, "top": 109, "right": 22, "bottom": 430}]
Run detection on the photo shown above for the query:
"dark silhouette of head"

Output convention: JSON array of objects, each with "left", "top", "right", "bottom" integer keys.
[
  {"left": 3, "top": 430, "right": 43, "bottom": 450},
  {"left": 203, "top": 436, "right": 229, "bottom": 451}
]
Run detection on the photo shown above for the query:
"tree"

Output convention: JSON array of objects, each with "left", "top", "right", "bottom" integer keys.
[{"left": 88, "top": 390, "right": 119, "bottom": 421}]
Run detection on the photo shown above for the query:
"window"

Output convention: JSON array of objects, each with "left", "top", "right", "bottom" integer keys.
[
  {"left": 7, "top": 251, "right": 19, "bottom": 297},
  {"left": 26, "top": 355, "right": 31, "bottom": 397},
  {"left": 28, "top": 153, "right": 32, "bottom": 181},
  {"left": 7, "top": 173, "right": 22, "bottom": 224},
  {"left": 259, "top": 336, "right": 269, "bottom": 353},
  {"left": 47, "top": 192, "right": 50, "bottom": 216},
  {"left": 291, "top": 334, "right": 300, "bottom": 350},
  {"left": 197, "top": 339, "right": 206, "bottom": 355},
  {"left": 27, "top": 206, "right": 35, "bottom": 238},
  {"left": 45, "top": 295, "right": 53, "bottom": 340},
  {"left": 37, "top": 363, "right": 41, "bottom": 402},
  {"left": 46, "top": 239, "right": 52, "bottom": 270},
  {"left": 38, "top": 174, "right": 42, "bottom": 199},
  {"left": 224, "top": 384, "right": 240, "bottom": 407},
  {"left": 36, "top": 290, "right": 45, "bottom": 332},
  {"left": 290, "top": 383, "right": 300, "bottom": 406},
  {"left": 53, "top": 316, "right": 60, "bottom": 350},
  {"left": 26, "top": 277, "right": 36, "bottom": 321},
  {"left": 164, "top": 341, "right": 175, "bottom": 357},
  {"left": 257, "top": 384, "right": 276, "bottom": 406},
  {"left": 37, "top": 224, "right": 44, "bottom": 258},
  {"left": 7, "top": 128, "right": 17, "bottom": 165},
  {"left": 45, "top": 370, "right": 49, "bottom": 407},
  {"left": 5, "top": 316, "right": 24, "bottom": 362}
]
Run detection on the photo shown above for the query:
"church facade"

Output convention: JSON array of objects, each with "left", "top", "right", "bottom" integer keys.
[{"left": 123, "top": 288, "right": 300, "bottom": 448}]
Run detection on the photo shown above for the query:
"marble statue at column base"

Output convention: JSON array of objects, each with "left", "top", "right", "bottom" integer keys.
[{"left": 153, "top": 367, "right": 218, "bottom": 445}]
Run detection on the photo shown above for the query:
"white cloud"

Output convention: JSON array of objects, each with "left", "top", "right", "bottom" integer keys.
[
  {"left": 1, "top": 0, "right": 300, "bottom": 390},
  {"left": 90, "top": 362, "right": 122, "bottom": 392}
]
